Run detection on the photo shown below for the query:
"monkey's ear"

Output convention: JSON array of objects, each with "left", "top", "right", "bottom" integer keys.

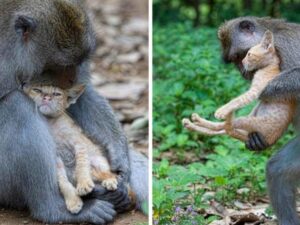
[
  {"left": 15, "top": 15, "right": 37, "bottom": 41},
  {"left": 67, "top": 85, "right": 86, "bottom": 106},
  {"left": 261, "top": 30, "right": 274, "bottom": 50},
  {"left": 239, "top": 20, "right": 255, "bottom": 34}
]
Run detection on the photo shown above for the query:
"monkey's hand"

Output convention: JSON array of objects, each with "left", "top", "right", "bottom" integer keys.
[
  {"left": 215, "top": 105, "right": 233, "bottom": 120},
  {"left": 109, "top": 145, "right": 131, "bottom": 184},
  {"left": 260, "top": 67, "right": 300, "bottom": 101},
  {"left": 90, "top": 183, "right": 132, "bottom": 213},
  {"left": 245, "top": 132, "right": 269, "bottom": 151}
]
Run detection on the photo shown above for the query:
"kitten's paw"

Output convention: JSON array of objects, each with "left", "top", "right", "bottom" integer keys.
[
  {"left": 102, "top": 178, "right": 118, "bottom": 191},
  {"left": 191, "top": 113, "right": 205, "bottom": 124},
  {"left": 77, "top": 178, "right": 95, "bottom": 196},
  {"left": 182, "top": 118, "right": 197, "bottom": 131},
  {"left": 66, "top": 195, "right": 83, "bottom": 214},
  {"left": 182, "top": 118, "right": 191, "bottom": 128},
  {"left": 215, "top": 107, "right": 229, "bottom": 120}
]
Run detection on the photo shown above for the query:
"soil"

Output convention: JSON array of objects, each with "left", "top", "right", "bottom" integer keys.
[{"left": 1, "top": 0, "right": 148, "bottom": 224}]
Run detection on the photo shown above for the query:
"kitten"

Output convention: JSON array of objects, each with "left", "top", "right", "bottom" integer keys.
[
  {"left": 183, "top": 30, "right": 296, "bottom": 146},
  {"left": 24, "top": 84, "right": 118, "bottom": 214}
]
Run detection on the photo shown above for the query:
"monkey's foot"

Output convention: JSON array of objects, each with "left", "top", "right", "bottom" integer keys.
[
  {"left": 65, "top": 195, "right": 83, "bottom": 214},
  {"left": 76, "top": 178, "right": 95, "bottom": 196},
  {"left": 102, "top": 178, "right": 118, "bottom": 191}
]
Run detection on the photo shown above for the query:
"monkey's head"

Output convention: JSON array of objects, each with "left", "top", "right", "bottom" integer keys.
[
  {"left": 218, "top": 17, "right": 269, "bottom": 79},
  {"left": 11, "top": 0, "right": 96, "bottom": 86}
]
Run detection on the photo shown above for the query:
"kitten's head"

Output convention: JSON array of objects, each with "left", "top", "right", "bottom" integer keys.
[
  {"left": 24, "top": 84, "right": 85, "bottom": 117},
  {"left": 242, "top": 30, "right": 278, "bottom": 72}
]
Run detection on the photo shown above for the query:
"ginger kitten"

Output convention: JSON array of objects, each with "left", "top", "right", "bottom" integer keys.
[
  {"left": 24, "top": 84, "right": 118, "bottom": 214},
  {"left": 183, "top": 30, "right": 296, "bottom": 146}
]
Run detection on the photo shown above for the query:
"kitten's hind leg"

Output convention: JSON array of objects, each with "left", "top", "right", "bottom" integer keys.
[
  {"left": 91, "top": 156, "right": 118, "bottom": 191},
  {"left": 57, "top": 158, "right": 83, "bottom": 214},
  {"left": 191, "top": 113, "right": 225, "bottom": 130},
  {"left": 182, "top": 118, "right": 226, "bottom": 135},
  {"left": 92, "top": 169, "right": 118, "bottom": 191}
]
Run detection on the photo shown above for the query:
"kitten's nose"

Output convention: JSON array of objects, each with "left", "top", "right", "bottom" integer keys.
[{"left": 43, "top": 95, "right": 51, "bottom": 102}]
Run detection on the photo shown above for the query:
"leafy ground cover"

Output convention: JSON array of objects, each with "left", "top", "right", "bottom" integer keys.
[{"left": 153, "top": 23, "right": 294, "bottom": 225}]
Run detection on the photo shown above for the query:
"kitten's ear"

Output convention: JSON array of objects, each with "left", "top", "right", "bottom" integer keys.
[
  {"left": 261, "top": 30, "right": 274, "bottom": 50},
  {"left": 67, "top": 84, "right": 85, "bottom": 106},
  {"left": 22, "top": 84, "right": 31, "bottom": 94}
]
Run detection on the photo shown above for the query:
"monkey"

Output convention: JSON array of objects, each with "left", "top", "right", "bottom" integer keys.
[
  {"left": 218, "top": 17, "right": 300, "bottom": 225},
  {"left": 0, "top": 0, "right": 148, "bottom": 224}
]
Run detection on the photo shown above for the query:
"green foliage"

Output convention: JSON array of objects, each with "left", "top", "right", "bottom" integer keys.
[
  {"left": 154, "top": 0, "right": 300, "bottom": 27},
  {"left": 153, "top": 23, "right": 294, "bottom": 224}
]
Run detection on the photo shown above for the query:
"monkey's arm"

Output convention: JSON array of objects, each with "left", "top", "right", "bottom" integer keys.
[{"left": 260, "top": 67, "right": 300, "bottom": 101}]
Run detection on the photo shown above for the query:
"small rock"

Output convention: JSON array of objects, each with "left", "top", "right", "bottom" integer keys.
[
  {"left": 237, "top": 188, "right": 250, "bottom": 195},
  {"left": 97, "top": 81, "right": 146, "bottom": 101},
  {"left": 117, "top": 52, "right": 142, "bottom": 64},
  {"left": 105, "top": 15, "right": 122, "bottom": 26},
  {"left": 122, "top": 18, "right": 148, "bottom": 35},
  {"left": 130, "top": 116, "right": 148, "bottom": 131}
]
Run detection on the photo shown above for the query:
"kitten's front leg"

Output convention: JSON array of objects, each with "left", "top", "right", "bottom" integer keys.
[
  {"left": 75, "top": 148, "right": 95, "bottom": 196},
  {"left": 215, "top": 89, "right": 260, "bottom": 119},
  {"left": 215, "top": 104, "right": 235, "bottom": 120}
]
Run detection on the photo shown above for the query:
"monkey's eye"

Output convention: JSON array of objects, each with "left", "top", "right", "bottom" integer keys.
[
  {"left": 33, "top": 88, "right": 42, "bottom": 93},
  {"left": 53, "top": 92, "right": 62, "bottom": 97}
]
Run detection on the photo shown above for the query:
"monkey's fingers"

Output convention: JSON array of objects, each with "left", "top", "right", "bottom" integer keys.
[{"left": 246, "top": 132, "right": 269, "bottom": 151}]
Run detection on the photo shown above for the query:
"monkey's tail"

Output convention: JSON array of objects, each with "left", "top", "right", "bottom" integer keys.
[
  {"left": 129, "top": 149, "right": 149, "bottom": 215},
  {"left": 224, "top": 112, "right": 248, "bottom": 142}
]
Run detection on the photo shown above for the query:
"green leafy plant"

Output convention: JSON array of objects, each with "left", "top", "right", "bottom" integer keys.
[{"left": 153, "top": 23, "right": 294, "bottom": 224}]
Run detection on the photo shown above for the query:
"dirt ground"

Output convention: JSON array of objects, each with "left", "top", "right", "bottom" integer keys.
[{"left": 0, "top": 0, "right": 148, "bottom": 224}]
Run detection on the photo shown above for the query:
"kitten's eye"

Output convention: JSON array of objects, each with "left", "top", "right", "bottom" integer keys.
[
  {"left": 247, "top": 53, "right": 251, "bottom": 57},
  {"left": 33, "top": 88, "right": 42, "bottom": 93},
  {"left": 53, "top": 92, "right": 62, "bottom": 97}
]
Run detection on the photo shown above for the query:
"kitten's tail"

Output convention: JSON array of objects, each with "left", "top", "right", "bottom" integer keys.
[{"left": 129, "top": 149, "right": 149, "bottom": 215}]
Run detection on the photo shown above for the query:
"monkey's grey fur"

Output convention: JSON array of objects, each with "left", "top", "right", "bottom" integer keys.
[
  {"left": 219, "top": 17, "right": 300, "bottom": 225},
  {"left": 0, "top": 0, "right": 148, "bottom": 224}
]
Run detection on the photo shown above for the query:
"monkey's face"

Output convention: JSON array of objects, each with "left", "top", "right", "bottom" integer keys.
[
  {"left": 218, "top": 17, "right": 266, "bottom": 79},
  {"left": 13, "top": 0, "right": 96, "bottom": 84}
]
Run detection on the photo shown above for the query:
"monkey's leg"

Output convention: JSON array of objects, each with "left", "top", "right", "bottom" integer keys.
[
  {"left": 266, "top": 137, "right": 300, "bottom": 225},
  {"left": 260, "top": 67, "right": 300, "bottom": 101},
  {"left": 0, "top": 91, "right": 116, "bottom": 224},
  {"left": 182, "top": 118, "right": 226, "bottom": 135},
  {"left": 191, "top": 113, "right": 225, "bottom": 130},
  {"left": 57, "top": 157, "right": 83, "bottom": 214}
]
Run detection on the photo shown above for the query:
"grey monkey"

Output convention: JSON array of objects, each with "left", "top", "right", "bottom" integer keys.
[
  {"left": 0, "top": 0, "right": 148, "bottom": 224},
  {"left": 218, "top": 17, "right": 300, "bottom": 225}
]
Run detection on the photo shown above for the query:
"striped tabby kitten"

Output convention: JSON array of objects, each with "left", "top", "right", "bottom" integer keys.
[
  {"left": 183, "top": 30, "right": 296, "bottom": 146},
  {"left": 24, "top": 84, "right": 118, "bottom": 214}
]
